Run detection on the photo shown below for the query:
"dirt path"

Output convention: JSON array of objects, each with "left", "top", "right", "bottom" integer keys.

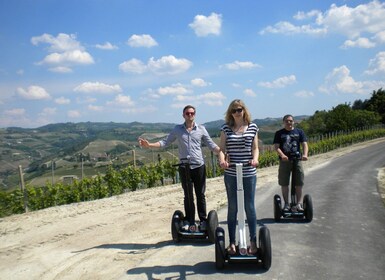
[{"left": 1, "top": 138, "right": 384, "bottom": 279}]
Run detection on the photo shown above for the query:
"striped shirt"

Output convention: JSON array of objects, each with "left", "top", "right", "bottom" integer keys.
[
  {"left": 221, "top": 122, "right": 259, "bottom": 177},
  {"left": 159, "top": 122, "right": 218, "bottom": 168}
]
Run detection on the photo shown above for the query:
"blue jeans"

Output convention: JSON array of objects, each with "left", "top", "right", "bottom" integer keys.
[{"left": 224, "top": 173, "right": 257, "bottom": 244}]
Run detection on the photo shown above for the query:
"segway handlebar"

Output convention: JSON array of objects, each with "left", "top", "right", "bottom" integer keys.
[
  {"left": 172, "top": 157, "right": 200, "bottom": 168},
  {"left": 287, "top": 151, "right": 302, "bottom": 161},
  {"left": 227, "top": 162, "right": 252, "bottom": 168}
]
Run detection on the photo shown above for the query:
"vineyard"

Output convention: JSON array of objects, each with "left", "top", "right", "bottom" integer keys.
[{"left": 1, "top": 127, "right": 385, "bottom": 218}]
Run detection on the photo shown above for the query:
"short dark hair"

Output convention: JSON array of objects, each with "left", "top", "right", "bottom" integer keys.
[
  {"left": 183, "top": 105, "right": 196, "bottom": 113},
  {"left": 283, "top": 114, "right": 294, "bottom": 122}
]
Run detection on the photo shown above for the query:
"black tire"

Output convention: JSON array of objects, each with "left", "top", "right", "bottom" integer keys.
[
  {"left": 259, "top": 226, "right": 272, "bottom": 270},
  {"left": 215, "top": 227, "right": 226, "bottom": 270},
  {"left": 171, "top": 210, "right": 184, "bottom": 242},
  {"left": 304, "top": 194, "right": 313, "bottom": 222},
  {"left": 207, "top": 210, "right": 218, "bottom": 243},
  {"left": 274, "top": 194, "right": 282, "bottom": 222}
]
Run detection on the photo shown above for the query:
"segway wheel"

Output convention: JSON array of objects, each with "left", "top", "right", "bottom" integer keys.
[
  {"left": 207, "top": 210, "right": 218, "bottom": 243},
  {"left": 273, "top": 194, "right": 282, "bottom": 222},
  {"left": 303, "top": 194, "right": 313, "bottom": 222},
  {"left": 259, "top": 226, "right": 272, "bottom": 270},
  {"left": 171, "top": 210, "right": 184, "bottom": 242},
  {"left": 215, "top": 227, "right": 226, "bottom": 270}
]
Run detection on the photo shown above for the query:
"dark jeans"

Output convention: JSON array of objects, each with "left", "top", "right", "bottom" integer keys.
[{"left": 179, "top": 164, "right": 207, "bottom": 224}]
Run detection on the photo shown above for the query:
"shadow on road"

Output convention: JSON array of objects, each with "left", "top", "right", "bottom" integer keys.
[
  {"left": 72, "top": 239, "right": 211, "bottom": 254},
  {"left": 126, "top": 261, "right": 269, "bottom": 279},
  {"left": 258, "top": 217, "right": 309, "bottom": 225}
]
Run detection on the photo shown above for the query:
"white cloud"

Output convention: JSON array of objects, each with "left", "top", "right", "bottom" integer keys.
[
  {"left": 294, "top": 10, "right": 322, "bottom": 20},
  {"left": 119, "top": 58, "right": 147, "bottom": 74},
  {"left": 373, "top": 30, "right": 385, "bottom": 43},
  {"left": 191, "top": 78, "right": 210, "bottom": 87},
  {"left": 294, "top": 90, "right": 314, "bottom": 98},
  {"left": 341, "top": 37, "right": 376, "bottom": 49},
  {"left": 148, "top": 55, "right": 192, "bottom": 75},
  {"left": 55, "top": 97, "right": 70, "bottom": 105},
  {"left": 260, "top": 21, "right": 326, "bottom": 36},
  {"left": 189, "top": 12, "right": 222, "bottom": 37},
  {"left": 157, "top": 84, "right": 190, "bottom": 96},
  {"left": 76, "top": 96, "right": 97, "bottom": 104},
  {"left": 223, "top": 61, "right": 261, "bottom": 70},
  {"left": 31, "top": 33, "right": 94, "bottom": 71},
  {"left": 4, "top": 108, "right": 25, "bottom": 116},
  {"left": 48, "top": 66, "right": 73, "bottom": 73},
  {"left": 121, "top": 105, "right": 157, "bottom": 114},
  {"left": 39, "top": 50, "right": 94, "bottom": 65},
  {"left": 88, "top": 105, "right": 104, "bottom": 111},
  {"left": 39, "top": 107, "right": 57, "bottom": 117},
  {"left": 68, "top": 110, "right": 81, "bottom": 118},
  {"left": 258, "top": 75, "right": 297, "bottom": 88},
  {"left": 198, "top": 92, "right": 226, "bottom": 106},
  {"left": 319, "top": 1, "right": 385, "bottom": 39},
  {"left": 172, "top": 91, "right": 226, "bottom": 107},
  {"left": 244, "top": 89, "right": 257, "bottom": 97},
  {"left": 74, "top": 82, "right": 122, "bottom": 94},
  {"left": 319, "top": 65, "right": 372, "bottom": 94},
  {"left": 31, "top": 33, "right": 83, "bottom": 52},
  {"left": 107, "top": 94, "right": 135, "bottom": 107},
  {"left": 95, "top": 42, "right": 118, "bottom": 50},
  {"left": 16, "top": 85, "right": 51, "bottom": 100},
  {"left": 127, "top": 34, "right": 158, "bottom": 48},
  {"left": 120, "top": 56, "right": 192, "bottom": 75},
  {"left": 365, "top": 51, "right": 385, "bottom": 75},
  {"left": 260, "top": 1, "right": 385, "bottom": 39}
]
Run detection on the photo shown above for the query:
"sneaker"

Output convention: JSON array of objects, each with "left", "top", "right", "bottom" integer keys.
[
  {"left": 297, "top": 203, "right": 304, "bottom": 211},
  {"left": 200, "top": 221, "right": 207, "bottom": 231},
  {"left": 283, "top": 204, "right": 290, "bottom": 211},
  {"left": 181, "top": 221, "right": 189, "bottom": 231}
]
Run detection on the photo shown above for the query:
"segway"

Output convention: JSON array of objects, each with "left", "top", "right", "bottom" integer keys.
[
  {"left": 273, "top": 152, "right": 313, "bottom": 222},
  {"left": 171, "top": 158, "right": 218, "bottom": 243},
  {"left": 215, "top": 163, "right": 272, "bottom": 270}
]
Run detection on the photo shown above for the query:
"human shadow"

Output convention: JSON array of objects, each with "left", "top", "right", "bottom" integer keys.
[
  {"left": 126, "top": 261, "right": 268, "bottom": 279},
  {"left": 259, "top": 217, "right": 310, "bottom": 225},
  {"left": 72, "top": 237, "right": 213, "bottom": 254}
]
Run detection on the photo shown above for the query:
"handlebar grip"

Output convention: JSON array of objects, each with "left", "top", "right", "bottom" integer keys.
[{"left": 227, "top": 162, "right": 251, "bottom": 168}]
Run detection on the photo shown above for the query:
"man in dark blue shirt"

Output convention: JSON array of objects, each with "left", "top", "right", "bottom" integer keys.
[{"left": 273, "top": 114, "right": 308, "bottom": 211}]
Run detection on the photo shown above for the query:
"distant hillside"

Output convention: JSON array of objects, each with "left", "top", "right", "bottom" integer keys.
[{"left": 0, "top": 116, "right": 308, "bottom": 190}]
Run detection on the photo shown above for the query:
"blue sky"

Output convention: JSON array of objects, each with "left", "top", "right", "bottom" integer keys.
[{"left": 1, "top": 0, "right": 384, "bottom": 128}]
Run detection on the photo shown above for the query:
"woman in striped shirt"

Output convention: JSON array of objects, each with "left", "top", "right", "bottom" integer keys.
[{"left": 219, "top": 99, "right": 259, "bottom": 255}]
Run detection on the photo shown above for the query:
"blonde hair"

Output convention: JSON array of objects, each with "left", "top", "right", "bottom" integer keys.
[{"left": 224, "top": 99, "right": 252, "bottom": 127}]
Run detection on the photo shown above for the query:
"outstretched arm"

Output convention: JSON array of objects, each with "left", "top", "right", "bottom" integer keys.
[{"left": 138, "top": 138, "right": 161, "bottom": 149}]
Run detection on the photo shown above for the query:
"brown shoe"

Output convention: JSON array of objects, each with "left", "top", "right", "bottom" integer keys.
[
  {"left": 248, "top": 241, "right": 257, "bottom": 255},
  {"left": 227, "top": 243, "right": 236, "bottom": 255}
]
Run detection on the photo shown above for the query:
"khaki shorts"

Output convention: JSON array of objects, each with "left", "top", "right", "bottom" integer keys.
[{"left": 278, "top": 160, "right": 304, "bottom": 186}]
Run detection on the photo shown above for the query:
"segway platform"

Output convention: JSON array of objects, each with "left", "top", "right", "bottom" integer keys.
[
  {"left": 171, "top": 209, "right": 218, "bottom": 243},
  {"left": 215, "top": 163, "right": 272, "bottom": 270},
  {"left": 273, "top": 153, "right": 313, "bottom": 222}
]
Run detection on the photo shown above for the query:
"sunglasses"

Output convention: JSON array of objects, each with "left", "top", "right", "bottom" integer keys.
[
  {"left": 185, "top": 112, "right": 195, "bottom": 116},
  {"left": 231, "top": 108, "right": 243, "bottom": 114}
]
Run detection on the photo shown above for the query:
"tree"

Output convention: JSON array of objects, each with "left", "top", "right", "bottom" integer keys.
[
  {"left": 363, "top": 88, "right": 385, "bottom": 123},
  {"left": 297, "top": 110, "right": 328, "bottom": 136},
  {"left": 325, "top": 104, "right": 353, "bottom": 132}
]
